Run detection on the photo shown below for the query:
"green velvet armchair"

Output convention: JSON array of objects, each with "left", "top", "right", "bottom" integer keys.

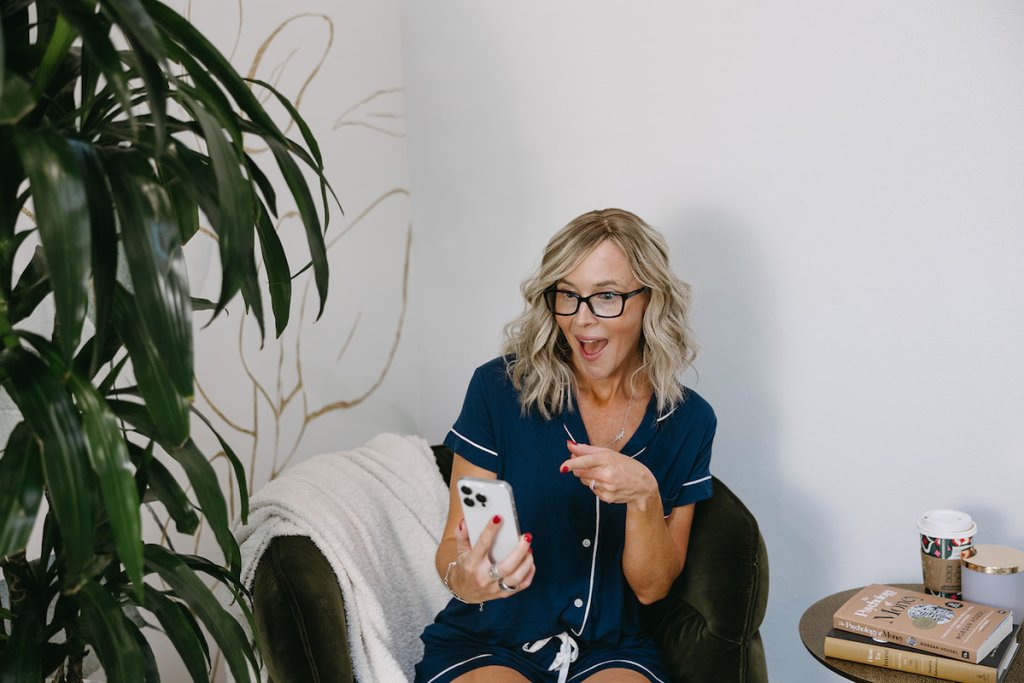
[{"left": 251, "top": 445, "right": 769, "bottom": 682}]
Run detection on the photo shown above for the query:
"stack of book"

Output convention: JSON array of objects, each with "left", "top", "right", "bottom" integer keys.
[{"left": 826, "top": 584, "right": 1020, "bottom": 683}]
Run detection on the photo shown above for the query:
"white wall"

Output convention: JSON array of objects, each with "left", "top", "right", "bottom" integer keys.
[{"left": 401, "top": 2, "right": 1024, "bottom": 680}]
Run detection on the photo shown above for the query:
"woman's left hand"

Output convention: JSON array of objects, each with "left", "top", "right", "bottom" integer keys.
[{"left": 560, "top": 441, "right": 659, "bottom": 508}]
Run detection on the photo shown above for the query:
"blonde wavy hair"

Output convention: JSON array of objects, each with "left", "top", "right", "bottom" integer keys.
[{"left": 501, "top": 208, "right": 698, "bottom": 419}]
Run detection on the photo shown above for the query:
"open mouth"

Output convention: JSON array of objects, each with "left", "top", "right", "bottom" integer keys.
[{"left": 576, "top": 337, "right": 608, "bottom": 360}]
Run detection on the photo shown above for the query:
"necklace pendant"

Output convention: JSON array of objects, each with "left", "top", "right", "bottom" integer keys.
[{"left": 613, "top": 428, "right": 624, "bottom": 442}]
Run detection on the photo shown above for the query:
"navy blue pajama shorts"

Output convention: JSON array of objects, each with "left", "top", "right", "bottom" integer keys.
[{"left": 415, "top": 629, "right": 670, "bottom": 683}]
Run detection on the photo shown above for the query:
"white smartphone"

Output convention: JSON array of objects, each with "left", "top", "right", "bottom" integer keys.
[{"left": 457, "top": 477, "right": 522, "bottom": 564}]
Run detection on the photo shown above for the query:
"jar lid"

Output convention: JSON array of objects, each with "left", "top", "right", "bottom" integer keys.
[{"left": 961, "top": 544, "right": 1024, "bottom": 575}]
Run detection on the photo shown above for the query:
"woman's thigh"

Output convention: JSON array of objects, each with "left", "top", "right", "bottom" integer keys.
[{"left": 452, "top": 665, "right": 530, "bottom": 682}]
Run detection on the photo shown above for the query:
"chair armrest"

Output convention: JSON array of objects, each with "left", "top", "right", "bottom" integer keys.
[
  {"left": 641, "top": 477, "right": 769, "bottom": 682},
  {"left": 252, "top": 535, "right": 355, "bottom": 683}
]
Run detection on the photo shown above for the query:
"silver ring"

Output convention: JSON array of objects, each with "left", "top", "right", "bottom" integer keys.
[
  {"left": 498, "top": 580, "right": 517, "bottom": 592},
  {"left": 488, "top": 563, "right": 502, "bottom": 581}
]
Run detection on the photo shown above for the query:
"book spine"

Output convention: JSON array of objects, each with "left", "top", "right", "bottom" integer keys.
[
  {"left": 823, "top": 636, "right": 996, "bottom": 683},
  {"left": 832, "top": 617, "right": 978, "bottom": 663}
]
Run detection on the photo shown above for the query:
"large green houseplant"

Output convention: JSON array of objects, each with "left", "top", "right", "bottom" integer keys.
[{"left": 0, "top": 0, "right": 333, "bottom": 680}]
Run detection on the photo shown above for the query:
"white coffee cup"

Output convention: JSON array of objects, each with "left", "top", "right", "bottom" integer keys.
[{"left": 917, "top": 509, "right": 977, "bottom": 599}]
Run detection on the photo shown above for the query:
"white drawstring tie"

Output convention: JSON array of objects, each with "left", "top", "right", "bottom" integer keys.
[{"left": 523, "top": 632, "right": 579, "bottom": 683}]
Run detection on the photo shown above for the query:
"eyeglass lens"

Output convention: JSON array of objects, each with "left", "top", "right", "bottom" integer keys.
[{"left": 548, "top": 291, "right": 625, "bottom": 318}]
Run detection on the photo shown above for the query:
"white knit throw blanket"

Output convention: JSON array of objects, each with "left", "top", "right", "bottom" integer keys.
[{"left": 234, "top": 433, "right": 451, "bottom": 682}]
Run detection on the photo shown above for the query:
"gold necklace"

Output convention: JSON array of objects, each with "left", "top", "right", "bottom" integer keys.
[{"left": 600, "top": 390, "right": 637, "bottom": 449}]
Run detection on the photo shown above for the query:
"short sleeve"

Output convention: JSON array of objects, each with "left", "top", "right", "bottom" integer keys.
[
  {"left": 442, "top": 364, "right": 501, "bottom": 472},
  {"left": 673, "top": 409, "right": 716, "bottom": 508},
  {"left": 652, "top": 394, "right": 716, "bottom": 515}
]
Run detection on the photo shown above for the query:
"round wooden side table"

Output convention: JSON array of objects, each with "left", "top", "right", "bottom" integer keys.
[{"left": 799, "top": 584, "right": 1023, "bottom": 683}]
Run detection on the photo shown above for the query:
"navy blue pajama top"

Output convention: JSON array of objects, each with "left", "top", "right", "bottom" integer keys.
[{"left": 429, "top": 356, "right": 716, "bottom": 649}]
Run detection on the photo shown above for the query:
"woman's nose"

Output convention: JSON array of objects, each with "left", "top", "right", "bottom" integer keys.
[{"left": 573, "top": 301, "right": 598, "bottom": 323}]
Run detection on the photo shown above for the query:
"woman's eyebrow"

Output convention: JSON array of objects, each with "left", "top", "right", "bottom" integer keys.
[{"left": 558, "top": 278, "right": 624, "bottom": 290}]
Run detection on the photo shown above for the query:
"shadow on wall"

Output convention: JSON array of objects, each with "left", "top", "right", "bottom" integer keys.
[{"left": 668, "top": 206, "right": 839, "bottom": 682}]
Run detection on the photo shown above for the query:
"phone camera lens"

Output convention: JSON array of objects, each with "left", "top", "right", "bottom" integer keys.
[
  {"left": 460, "top": 486, "right": 472, "bottom": 495},
  {"left": 463, "top": 497, "right": 475, "bottom": 507},
  {"left": 475, "top": 494, "right": 487, "bottom": 504}
]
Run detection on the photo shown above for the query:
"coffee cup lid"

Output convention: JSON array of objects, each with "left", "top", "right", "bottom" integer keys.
[{"left": 917, "top": 509, "right": 977, "bottom": 538}]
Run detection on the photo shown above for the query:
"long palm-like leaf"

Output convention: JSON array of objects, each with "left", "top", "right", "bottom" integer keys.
[
  {"left": 142, "top": 585, "right": 210, "bottom": 683},
  {"left": 69, "top": 141, "right": 118, "bottom": 376},
  {"left": 77, "top": 580, "right": 147, "bottom": 683},
  {"left": 0, "top": 422, "right": 43, "bottom": 557},
  {"left": 0, "top": 599, "right": 43, "bottom": 683},
  {"left": 111, "top": 284, "right": 190, "bottom": 446},
  {"left": 138, "top": 449, "right": 200, "bottom": 535},
  {"left": 192, "top": 408, "right": 249, "bottom": 523},
  {"left": 107, "top": 397, "right": 239, "bottom": 571},
  {"left": 48, "top": 0, "right": 131, "bottom": 118},
  {"left": 181, "top": 92, "right": 253, "bottom": 314},
  {"left": 69, "top": 374, "right": 144, "bottom": 595},
  {"left": 254, "top": 199, "right": 292, "bottom": 337},
  {"left": 11, "top": 128, "right": 91, "bottom": 360},
  {"left": 104, "top": 150, "right": 193, "bottom": 400},
  {"left": 168, "top": 440, "right": 240, "bottom": 574},
  {"left": 31, "top": 13, "right": 75, "bottom": 98},
  {"left": 0, "top": 347, "right": 95, "bottom": 588},
  {"left": 144, "top": 544, "right": 257, "bottom": 683},
  {"left": 143, "top": 0, "right": 331, "bottom": 315},
  {"left": 0, "top": 10, "right": 5, "bottom": 100}
]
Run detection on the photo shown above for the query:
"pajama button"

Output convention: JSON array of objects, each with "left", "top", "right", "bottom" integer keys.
[
  {"left": 574, "top": 598, "right": 583, "bottom": 608},
  {"left": 582, "top": 539, "right": 592, "bottom": 548}
]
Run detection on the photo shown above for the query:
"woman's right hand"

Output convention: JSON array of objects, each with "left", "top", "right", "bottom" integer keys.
[{"left": 450, "top": 515, "right": 535, "bottom": 603}]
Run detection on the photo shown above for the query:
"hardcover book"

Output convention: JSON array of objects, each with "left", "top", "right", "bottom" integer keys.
[
  {"left": 832, "top": 584, "right": 1014, "bottom": 664},
  {"left": 824, "top": 624, "right": 1021, "bottom": 683}
]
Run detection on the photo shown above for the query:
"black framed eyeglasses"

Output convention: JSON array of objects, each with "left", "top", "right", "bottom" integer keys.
[{"left": 543, "top": 287, "right": 648, "bottom": 319}]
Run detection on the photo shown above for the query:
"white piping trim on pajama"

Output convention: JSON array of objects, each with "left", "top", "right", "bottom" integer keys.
[
  {"left": 449, "top": 428, "right": 498, "bottom": 457},
  {"left": 571, "top": 495, "right": 600, "bottom": 638}
]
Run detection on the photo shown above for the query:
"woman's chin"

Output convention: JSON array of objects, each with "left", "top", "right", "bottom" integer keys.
[{"left": 573, "top": 351, "right": 618, "bottom": 382}]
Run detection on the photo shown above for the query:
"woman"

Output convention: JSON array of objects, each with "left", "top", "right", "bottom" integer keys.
[{"left": 415, "top": 208, "right": 716, "bottom": 683}]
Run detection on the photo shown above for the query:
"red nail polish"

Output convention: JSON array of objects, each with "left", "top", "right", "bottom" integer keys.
[
  {"left": 492, "top": 515, "right": 502, "bottom": 525},
  {"left": 560, "top": 465, "right": 569, "bottom": 474},
  {"left": 524, "top": 533, "right": 532, "bottom": 543}
]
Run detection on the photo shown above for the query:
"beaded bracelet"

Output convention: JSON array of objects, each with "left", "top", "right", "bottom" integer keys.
[{"left": 442, "top": 556, "right": 483, "bottom": 612}]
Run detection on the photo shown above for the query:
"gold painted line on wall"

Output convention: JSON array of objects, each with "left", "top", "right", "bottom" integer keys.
[
  {"left": 195, "top": 377, "right": 255, "bottom": 436},
  {"left": 272, "top": 221, "right": 412, "bottom": 477},
  {"left": 335, "top": 311, "right": 361, "bottom": 362},
  {"left": 328, "top": 187, "right": 410, "bottom": 246},
  {"left": 244, "top": 13, "right": 334, "bottom": 154},
  {"left": 307, "top": 222, "right": 411, "bottom": 420}
]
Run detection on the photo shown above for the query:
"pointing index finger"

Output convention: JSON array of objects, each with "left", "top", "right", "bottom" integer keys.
[{"left": 560, "top": 454, "right": 599, "bottom": 474}]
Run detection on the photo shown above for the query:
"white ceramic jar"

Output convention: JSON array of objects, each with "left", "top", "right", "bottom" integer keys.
[{"left": 961, "top": 544, "right": 1024, "bottom": 623}]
